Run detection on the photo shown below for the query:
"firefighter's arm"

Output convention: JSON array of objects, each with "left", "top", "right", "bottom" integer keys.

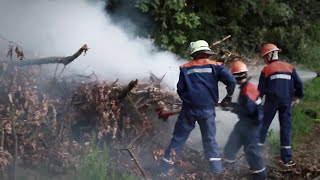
[
  {"left": 292, "top": 68, "right": 304, "bottom": 98},
  {"left": 257, "top": 71, "right": 266, "bottom": 98},
  {"left": 242, "top": 95, "right": 258, "bottom": 115},
  {"left": 177, "top": 69, "right": 186, "bottom": 97},
  {"left": 218, "top": 66, "right": 236, "bottom": 103}
]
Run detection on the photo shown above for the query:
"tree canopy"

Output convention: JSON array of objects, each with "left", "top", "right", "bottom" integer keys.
[{"left": 134, "top": 0, "right": 320, "bottom": 67}]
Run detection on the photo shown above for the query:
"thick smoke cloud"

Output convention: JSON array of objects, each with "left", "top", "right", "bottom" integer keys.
[{"left": 0, "top": 0, "right": 186, "bottom": 89}]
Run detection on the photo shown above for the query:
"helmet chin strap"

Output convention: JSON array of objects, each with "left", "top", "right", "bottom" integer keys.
[{"left": 265, "top": 51, "right": 275, "bottom": 64}]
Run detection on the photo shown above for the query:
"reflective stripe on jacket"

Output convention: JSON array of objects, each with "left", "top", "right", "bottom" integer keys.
[
  {"left": 177, "top": 58, "right": 236, "bottom": 107},
  {"left": 258, "top": 59, "right": 303, "bottom": 103}
]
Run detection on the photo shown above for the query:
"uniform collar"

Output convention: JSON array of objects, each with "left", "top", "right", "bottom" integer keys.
[
  {"left": 239, "top": 77, "right": 252, "bottom": 89},
  {"left": 270, "top": 59, "right": 281, "bottom": 63}
]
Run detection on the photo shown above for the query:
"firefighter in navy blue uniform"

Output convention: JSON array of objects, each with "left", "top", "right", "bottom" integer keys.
[
  {"left": 159, "top": 40, "right": 236, "bottom": 176},
  {"left": 223, "top": 61, "right": 267, "bottom": 180},
  {"left": 258, "top": 43, "right": 304, "bottom": 167}
]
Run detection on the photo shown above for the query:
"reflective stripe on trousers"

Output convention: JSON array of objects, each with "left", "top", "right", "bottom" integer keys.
[
  {"left": 163, "top": 106, "right": 222, "bottom": 174},
  {"left": 224, "top": 121, "right": 266, "bottom": 178},
  {"left": 259, "top": 101, "right": 292, "bottom": 162},
  {"left": 251, "top": 167, "right": 267, "bottom": 180}
]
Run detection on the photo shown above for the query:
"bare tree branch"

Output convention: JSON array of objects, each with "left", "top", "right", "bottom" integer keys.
[
  {"left": 210, "top": 35, "right": 231, "bottom": 48},
  {"left": 12, "top": 44, "right": 88, "bottom": 66}
]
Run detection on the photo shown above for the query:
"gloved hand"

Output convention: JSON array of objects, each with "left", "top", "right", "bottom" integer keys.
[
  {"left": 291, "top": 98, "right": 300, "bottom": 107},
  {"left": 220, "top": 94, "right": 232, "bottom": 105}
]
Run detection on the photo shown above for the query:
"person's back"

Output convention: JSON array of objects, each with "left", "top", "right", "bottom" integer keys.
[
  {"left": 178, "top": 58, "right": 235, "bottom": 107},
  {"left": 259, "top": 60, "right": 303, "bottom": 103},
  {"left": 159, "top": 40, "right": 236, "bottom": 177},
  {"left": 258, "top": 43, "right": 304, "bottom": 167}
]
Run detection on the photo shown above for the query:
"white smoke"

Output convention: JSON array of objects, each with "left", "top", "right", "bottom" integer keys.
[{"left": 0, "top": 0, "right": 186, "bottom": 90}]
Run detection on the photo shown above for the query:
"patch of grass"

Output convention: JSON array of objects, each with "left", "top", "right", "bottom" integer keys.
[
  {"left": 291, "top": 107, "right": 313, "bottom": 148},
  {"left": 291, "top": 78, "right": 320, "bottom": 148},
  {"left": 68, "top": 134, "right": 137, "bottom": 180},
  {"left": 266, "top": 129, "right": 280, "bottom": 155},
  {"left": 301, "top": 78, "right": 320, "bottom": 102}
]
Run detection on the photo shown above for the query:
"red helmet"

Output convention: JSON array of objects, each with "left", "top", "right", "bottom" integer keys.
[
  {"left": 231, "top": 61, "right": 248, "bottom": 74},
  {"left": 261, "top": 43, "right": 279, "bottom": 57}
]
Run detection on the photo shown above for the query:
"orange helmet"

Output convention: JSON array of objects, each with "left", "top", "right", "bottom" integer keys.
[
  {"left": 261, "top": 43, "right": 279, "bottom": 57},
  {"left": 231, "top": 61, "right": 248, "bottom": 74}
]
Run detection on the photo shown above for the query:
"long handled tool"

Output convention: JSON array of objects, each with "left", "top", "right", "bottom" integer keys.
[
  {"left": 156, "top": 103, "right": 238, "bottom": 121},
  {"left": 155, "top": 107, "right": 180, "bottom": 121}
]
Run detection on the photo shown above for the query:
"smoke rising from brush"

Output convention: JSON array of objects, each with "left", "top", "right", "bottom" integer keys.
[{"left": 0, "top": 0, "right": 185, "bottom": 89}]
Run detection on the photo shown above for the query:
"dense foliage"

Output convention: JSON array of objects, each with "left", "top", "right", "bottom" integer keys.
[{"left": 134, "top": 0, "right": 320, "bottom": 65}]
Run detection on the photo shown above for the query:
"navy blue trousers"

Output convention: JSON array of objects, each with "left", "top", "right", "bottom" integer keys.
[
  {"left": 160, "top": 105, "right": 222, "bottom": 174},
  {"left": 224, "top": 121, "right": 266, "bottom": 179},
  {"left": 259, "top": 101, "right": 292, "bottom": 162}
]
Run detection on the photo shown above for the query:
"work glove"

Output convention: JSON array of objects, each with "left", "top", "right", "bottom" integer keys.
[
  {"left": 220, "top": 94, "right": 232, "bottom": 105},
  {"left": 291, "top": 98, "right": 300, "bottom": 107}
]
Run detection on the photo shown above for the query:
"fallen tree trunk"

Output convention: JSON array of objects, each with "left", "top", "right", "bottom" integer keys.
[{"left": 12, "top": 44, "right": 88, "bottom": 66}]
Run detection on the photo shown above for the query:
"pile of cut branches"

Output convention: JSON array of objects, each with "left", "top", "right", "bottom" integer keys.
[{"left": 0, "top": 47, "right": 182, "bottom": 178}]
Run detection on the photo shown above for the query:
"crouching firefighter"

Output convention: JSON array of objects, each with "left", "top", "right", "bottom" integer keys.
[
  {"left": 223, "top": 61, "right": 267, "bottom": 179},
  {"left": 158, "top": 40, "right": 236, "bottom": 176}
]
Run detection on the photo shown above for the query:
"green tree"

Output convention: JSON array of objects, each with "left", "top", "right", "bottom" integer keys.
[{"left": 135, "top": 0, "right": 320, "bottom": 64}]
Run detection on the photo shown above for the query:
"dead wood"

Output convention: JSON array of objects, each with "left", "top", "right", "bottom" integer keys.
[
  {"left": 0, "top": 130, "right": 3, "bottom": 149},
  {"left": 210, "top": 35, "right": 231, "bottom": 48},
  {"left": 123, "top": 97, "right": 145, "bottom": 123},
  {"left": 126, "top": 148, "right": 149, "bottom": 180},
  {"left": 12, "top": 44, "right": 88, "bottom": 66},
  {"left": 39, "top": 137, "right": 49, "bottom": 149},
  {"left": 150, "top": 73, "right": 166, "bottom": 84},
  {"left": 118, "top": 79, "right": 138, "bottom": 99},
  {"left": 8, "top": 94, "right": 17, "bottom": 180},
  {"left": 115, "top": 133, "right": 149, "bottom": 180}
]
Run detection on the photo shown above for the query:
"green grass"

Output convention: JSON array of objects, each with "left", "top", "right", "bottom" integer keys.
[
  {"left": 266, "top": 129, "right": 280, "bottom": 154},
  {"left": 291, "top": 107, "right": 313, "bottom": 147},
  {"left": 67, "top": 134, "right": 137, "bottom": 180},
  {"left": 301, "top": 78, "right": 320, "bottom": 102}
]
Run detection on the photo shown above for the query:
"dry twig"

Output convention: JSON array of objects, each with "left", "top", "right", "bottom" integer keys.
[{"left": 210, "top": 35, "right": 231, "bottom": 48}]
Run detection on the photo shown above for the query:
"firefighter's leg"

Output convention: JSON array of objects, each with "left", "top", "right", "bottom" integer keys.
[
  {"left": 244, "top": 128, "right": 267, "bottom": 180},
  {"left": 278, "top": 103, "right": 293, "bottom": 163},
  {"left": 197, "top": 108, "right": 222, "bottom": 174},
  {"left": 159, "top": 107, "right": 196, "bottom": 174},
  {"left": 259, "top": 102, "right": 278, "bottom": 146},
  {"left": 223, "top": 123, "right": 242, "bottom": 163}
]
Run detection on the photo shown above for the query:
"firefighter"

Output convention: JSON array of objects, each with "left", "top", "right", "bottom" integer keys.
[
  {"left": 158, "top": 40, "right": 236, "bottom": 176},
  {"left": 258, "top": 43, "right": 304, "bottom": 166},
  {"left": 223, "top": 61, "right": 267, "bottom": 179}
]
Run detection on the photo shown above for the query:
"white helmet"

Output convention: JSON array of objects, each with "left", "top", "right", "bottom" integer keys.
[{"left": 187, "top": 40, "right": 214, "bottom": 56}]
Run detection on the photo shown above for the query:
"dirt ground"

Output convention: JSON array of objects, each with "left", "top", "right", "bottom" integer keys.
[
  {"left": 148, "top": 123, "right": 320, "bottom": 180},
  {"left": 265, "top": 124, "right": 320, "bottom": 180}
]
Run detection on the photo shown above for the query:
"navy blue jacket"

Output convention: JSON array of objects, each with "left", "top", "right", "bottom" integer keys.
[
  {"left": 238, "top": 80, "right": 263, "bottom": 125},
  {"left": 258, "top": 59, "right": 304, "bottom": 103},
  {"left": 177, "top": 58, "right": 236, "bottom": 107}
]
